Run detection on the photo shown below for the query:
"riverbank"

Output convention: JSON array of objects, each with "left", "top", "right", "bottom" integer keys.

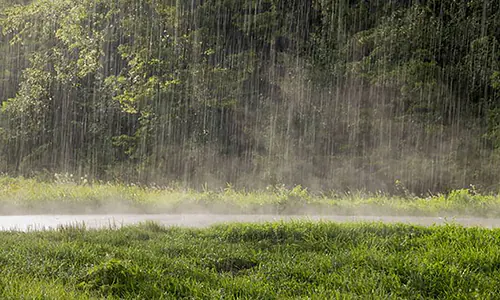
[{"left": 1, "top": 176, "right": 499, "bottom": 217}]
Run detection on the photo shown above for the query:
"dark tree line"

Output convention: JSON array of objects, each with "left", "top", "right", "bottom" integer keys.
[{"left": 0, "top": 0, "right": 499, "bottom": 193}]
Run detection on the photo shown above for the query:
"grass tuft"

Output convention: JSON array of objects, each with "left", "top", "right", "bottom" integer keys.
[{"left": 78, "top": 258, "right": 143, "bottom": 297}]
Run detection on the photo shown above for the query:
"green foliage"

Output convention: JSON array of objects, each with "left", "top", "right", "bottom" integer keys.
[
  {"left": 78, "top": 258, "right": 143, "bottom": 297},
  {"left": 486, "top": 108, "right": 500, "bottom": 149},
  {"left": 1, "top": 176, "right": 500, "bottom": 217},
  {"left": 493, "top": 72, "right": 500, "bottom": 89},
  {"left": 1, "top": 0, "right": 500, "bottom": 193}
]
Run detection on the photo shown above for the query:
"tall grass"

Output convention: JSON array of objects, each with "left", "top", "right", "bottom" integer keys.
[
  {"left": 0, "top": 222, "right": 499, "bottom": 298},
  {"left": 0, "top": 175, "right": 499, "bottom": 216}
]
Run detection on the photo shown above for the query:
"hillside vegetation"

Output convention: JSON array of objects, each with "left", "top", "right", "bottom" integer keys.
[{"left": 1, "top": 0, "right": 499, "bottom": 194}]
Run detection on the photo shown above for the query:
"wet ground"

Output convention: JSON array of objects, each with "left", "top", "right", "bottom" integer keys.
[{"left": 0, "top": 214, "right": 499, "bottom": 231}]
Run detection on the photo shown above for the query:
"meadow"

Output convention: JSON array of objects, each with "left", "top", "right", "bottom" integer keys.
[
  {"left": 0, "top": 221, "right": 499, "bottom": 299},
  {"left": 0, "top": 175, "right": 499, "bottom": 217},
  {"left": 1, "top": 176, "right": 499, "bottom": 298}
]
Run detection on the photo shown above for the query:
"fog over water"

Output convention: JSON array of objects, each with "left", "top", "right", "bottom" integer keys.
[{"left": 3, "top": 214, "right": 500, "bottom": 231}]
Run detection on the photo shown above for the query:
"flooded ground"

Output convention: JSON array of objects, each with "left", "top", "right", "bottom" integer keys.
[{"left": 0, "top": 214, "right": 500, "bottom": 231}]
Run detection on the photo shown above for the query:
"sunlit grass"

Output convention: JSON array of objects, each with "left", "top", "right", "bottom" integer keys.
[
  {"left": 0, "top": 175, "right": 499, "bottom": 216},
  {"left": 0, "top": 221, "right": 499, "bottom": 298}
]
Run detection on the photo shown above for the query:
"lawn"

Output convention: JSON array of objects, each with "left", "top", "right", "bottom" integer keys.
[{"left": 0, "top": 221, "right": 498, "bottom": 299}]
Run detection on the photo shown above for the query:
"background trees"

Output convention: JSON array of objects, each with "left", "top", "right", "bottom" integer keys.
[{"left": 0, "top": 0, "right": 499, "bottom": 194}]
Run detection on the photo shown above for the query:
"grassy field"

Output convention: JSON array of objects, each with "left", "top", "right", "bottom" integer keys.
[
  {"left": 0, "top": 175, "right": 499, "bottom": 217},
  {"left": 0, "top": 221, "right": 498, "bottom": 299}
]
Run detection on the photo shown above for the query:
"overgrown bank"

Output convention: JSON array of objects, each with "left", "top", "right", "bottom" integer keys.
[
  {"left": 0, "top": 222, "right": 499, "bottom": 298},
  {"left": 1, "top": 176, "right": 499, "bottom": 217}
]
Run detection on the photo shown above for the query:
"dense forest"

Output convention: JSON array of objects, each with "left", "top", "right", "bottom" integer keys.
[{"left": 0, "top": 0, "right": 499, "bottom": 194}]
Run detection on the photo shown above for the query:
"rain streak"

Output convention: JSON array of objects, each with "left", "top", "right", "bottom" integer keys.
[{"left": 0, "top": 0, "right": 499, "bottom": 195}]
